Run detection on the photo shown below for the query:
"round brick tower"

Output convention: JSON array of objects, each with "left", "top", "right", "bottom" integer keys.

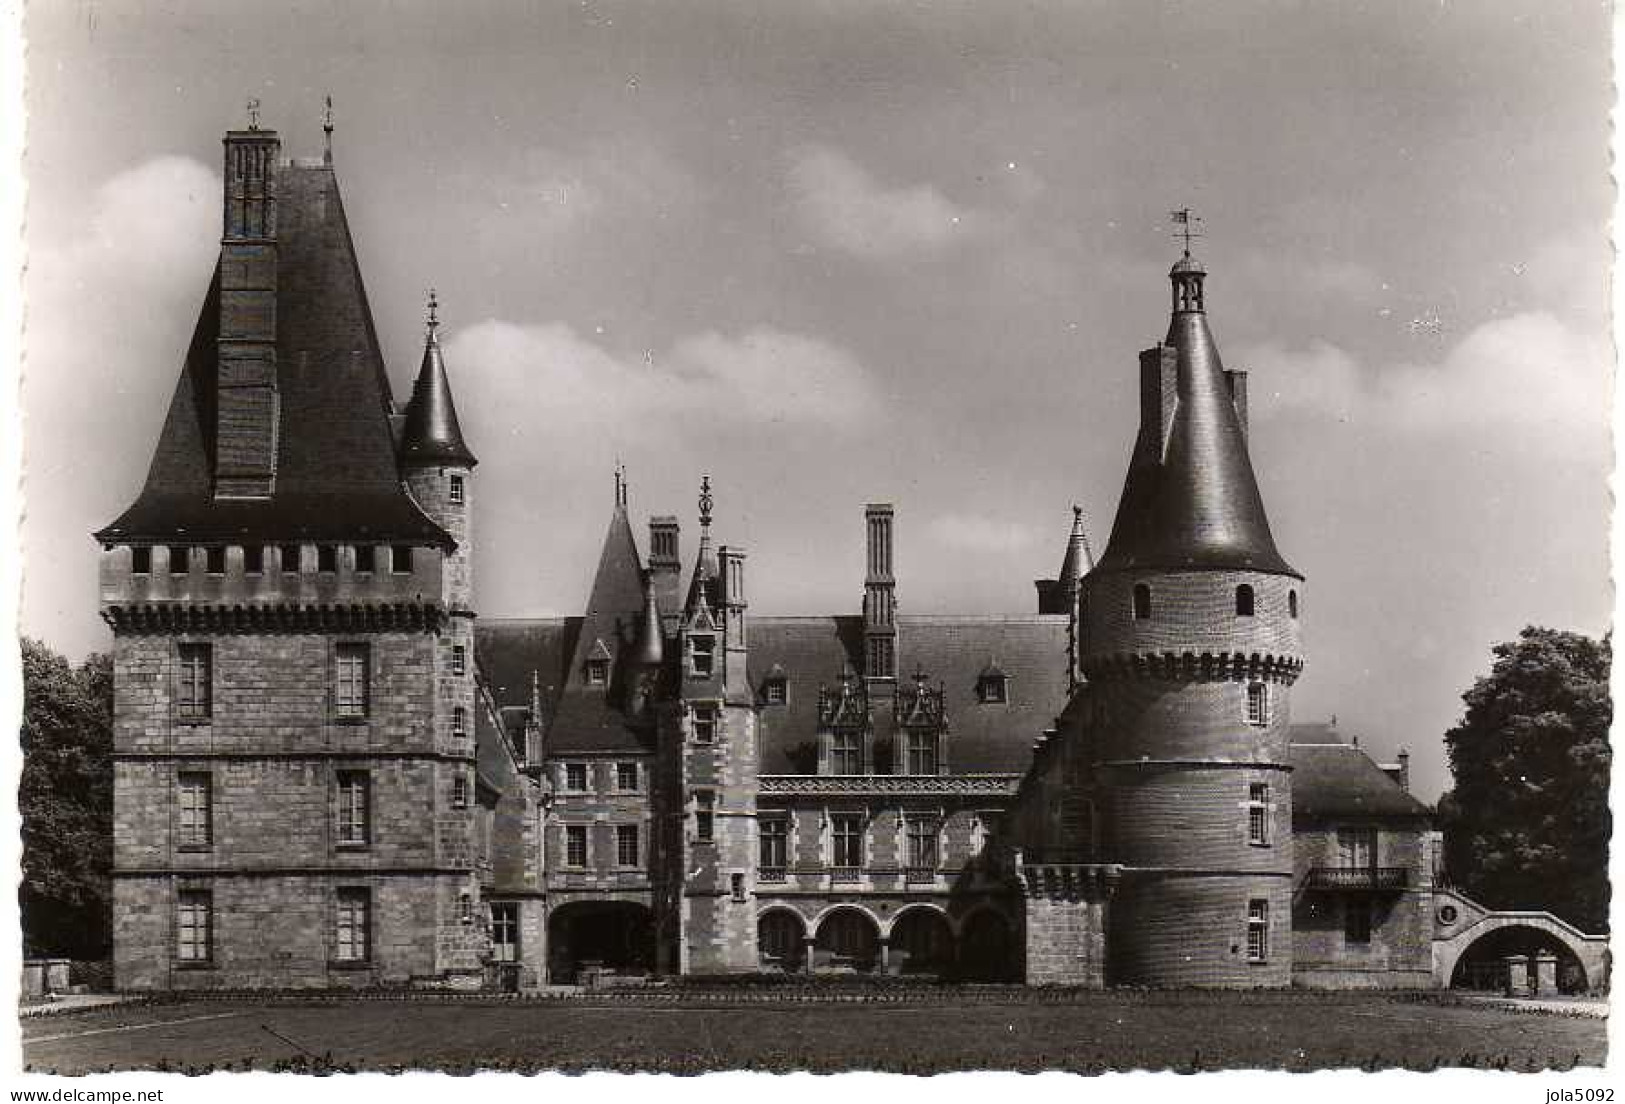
[{"left": 1083, "top": 250, "right": 1304, "bottom": 987}]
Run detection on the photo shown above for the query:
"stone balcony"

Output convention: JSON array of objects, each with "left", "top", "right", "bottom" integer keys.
[
  {"left": 1303, "top": 866, "right": 1409, "bottom": 892},
  {"left": 758, "top": 774, "right": 1022, "bottom": 798}
]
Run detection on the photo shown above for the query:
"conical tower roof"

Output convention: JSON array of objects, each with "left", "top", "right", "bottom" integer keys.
[
  {"left": 685, "top": 475, "right": 720, "bottom": 615},
  {"left": 1095, "top": 252, "right": 1298, "bottom": 577},
  {"left": 1057, "top": 505, "right": 1094, "bottom": 588},
  {"left": 400, "top": 291, "right": 478, "bottom": 468}
]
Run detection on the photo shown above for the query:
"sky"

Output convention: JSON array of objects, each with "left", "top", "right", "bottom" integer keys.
[{"left": 13, "top": 0, "right": 1614, "bottom": 803}]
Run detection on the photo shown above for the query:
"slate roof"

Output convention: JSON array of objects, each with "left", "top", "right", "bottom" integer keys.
[
  {"left": 1289, "top": 739, "right": 1431, "bottom": 820},
  {"left": 96, "top": 161, "right": 450, "bottom": 547},
  {"left": 1094, "top": 254, "right": 1297, "bottom": 577},
  {"left": 399, "top": 326, "right": 478, "bottom": 467}
]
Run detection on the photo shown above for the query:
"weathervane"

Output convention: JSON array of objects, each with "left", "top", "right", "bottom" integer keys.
[
  {"left": 247, "top": 97, "right": 261, "bottom": 131},
  {"left": 1170, "top": 207, "right": 1203, "bottom": 255},
  {"left": 322, "top": 95, "right": 334, "bottom": 163},
  {"left": 425, "top": 288, "right": 439, "bottom": 337},
  {"left": 698, "top": 475, "right": 713, "bottom": 530}
]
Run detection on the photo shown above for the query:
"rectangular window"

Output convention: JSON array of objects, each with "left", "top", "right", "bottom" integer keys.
[
  {"left": 1344, "top": 899, "right": 1373, "bottom": 945},
  {"left": 205, "top": 546, "right": 226, "bottom": 575},
  {"left": 244, "top": 545, "right": 264, "bottom": 575},
  {"left": 336, "top": 771, "right": 370, "bottom": 846},
  {"left": 690, "top": 636, "right": 715, "bottom": 678},
  {"left": 452, "top": 706, "right": 467, "bottom": 739},
  {"left": 1247, "top": 899, "right": 1269, "bottom": 962},
  {"left": 317, "top": 544, "right": 338, "bottom": 573},
  {"left": 1338, "top": 826, "right": 1376, "bottom": 869},
  {"left": 906, "top": 731, "right": 937, "bottom": 775},
  {"left": 449, "top": 474, "right": 465, "bottom": 504},
  {"left": 832, "top": 814, "right": 863, "bottom": 869},
  {"left": 564, "top": 762, "right": 588, "bottom": 792},
  {"left": 334, "top": 643, "right": 369, "bottom": 719},
  {"left": 760, "top": 818, "right": 787, "bottom": 873},
  {"left": 168, "top": 545, "right": 189, "bottom": 574},
  {"left": 906, "top": 817, "right": 940, "bottom": 870},
  {"left": 176, "top": 642, "right": 212, "bottom": 720},
  {"left": 1247, "top": 782, "right": 1271, "bottom": 846},
  {"left": 731, "top": 873, "right": 746, "bottom": 902},
  {"left": 692, "top": 705, "right": 717, "bottom": 744},
  {"left": 452, "top": 645, "right": 467, "bottom": 677},
  {"left": 585, "top": 657, "right": 609, "bottom": 685},
  {"left": 616, "top": 824, "right": 639, "bottom": 867},
  {"left": 334, "top": 889, "right": 370, "bottom": 963},
  {"left": 177, "top": 772, "right": 212, "bottom": 848},
  {"left": 131, "top": 546, "right": 152, "bottom": 574},
  {"left": 452, "top": 774, "right": 469, "bottom": 809},
  {"left": 391, "top": 545, "right": 413, "bottom": 574},
  {"left": 831, "top": 731, "right": 861, "bottom": 775},
  {"left": 616, "top": 762, "right": 639, "bottom": 792},
  {"left": 354, "top": 545, "right": 375, "bottom": 574},
  {"left": 763, "top": 679, "right": 786, "bottom": 705},
  {"left": 281, "top": 544, "right": 301, "bottom": 573},
  {"left": 694, "top": 792, "right": 714, "bottom": 843},
  {"left": 489, "top": 902, "right": 519, "bottom": 962},
  {"left": 176, "top": 890, "right": 212, "bottom": 963},
  {"left": 1245, "top": 682, "right": 1269, "bottom": 726},
  {"left": 565, "top": 824, "right": 588, "bottom": 868}
]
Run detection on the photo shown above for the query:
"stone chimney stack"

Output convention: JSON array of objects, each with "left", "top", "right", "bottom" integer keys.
[
  {"left": 649, "top": 516, "right": 681, "bottom": 625},
  {"left": 214, "top": 120, "right": 282, "bottom": 499},
  {"left": 863, "top": 503, "right": 897, "bottom": 683}
]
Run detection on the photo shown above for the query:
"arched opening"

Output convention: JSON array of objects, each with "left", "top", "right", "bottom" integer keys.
[
  {"left": 889, "top": 908, "right": 954, "bottom": 976},
  {"left": 757, "top": 909, "right": 806, "bottom": 973},
  {"left": 813, "top": 907, "right": 880, "bottom": 973},
  {"left": 1449, "top": 924, "right": 1588, "bottom": 995},
  {"left": 957, "top": 909, "right": 1017, "bottom": 982},
  {"left": 546, "top": 900, "right": 655, "bottom": 984},
  {"left": 1235, "top": 584, "right": 1255, "bottom": 617},
  {"left": 1132, "top": 584, "right": 1152, "bottom": 620}
]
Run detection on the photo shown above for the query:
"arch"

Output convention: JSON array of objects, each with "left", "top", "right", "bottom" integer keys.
[
  {"left": 1132, "top": 583, "right": 1152, "bottom": 620},
  {"left": 813, "top": 906, "right": 880, "bottom": 973},
  {"left": 1435, "top": 912, "right": 1607, "bottom": 995},
  {"left": 546, "top": 899, "right": 654, "bottom": 984},
  {"left": 888, "top": 906, "right": 954, "bottom": 976},
  {"left": 1235, "top": 584, "right": 1255, "bottom": 617},
  {"left": 957, "top": 907, "right": 1018, "bottom": 982},
  {"left": 757, "top": 908, "right": 807, "bottom": 973}
]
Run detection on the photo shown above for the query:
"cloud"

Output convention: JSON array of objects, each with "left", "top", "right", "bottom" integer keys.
[
  {"left": 926, "top": 513, "right": 1038, "bottom": 554},
  {"left": 445, "top": 320, "right": 882, "bottom": 443},
  {"left": 787, "top": 145, "right": 975, "bottom": 258},
  {"left": 1243, "top": 311, "right": 1609, "bottom": 445}
]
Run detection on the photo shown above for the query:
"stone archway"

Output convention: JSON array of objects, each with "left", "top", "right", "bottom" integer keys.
[
  {"left": 1445, "top": 923, "right": 1593, "bottom": 994},
  {"left": 889, "top": 906, "right": 954, "bottom": 976},
  {"left": 958, "top": 908, "right": 1018, "bottom": 982},
  {"left": 757, "top": 909, "right": 807, "bottom": 973},
  {"left": 547, "top": 900, "right": 654, "bottom": 984},
  {"left": 1433, "top": 894, "right": 1609, "bottom": 995},
  {"left": 812, "top": 907, "right": 881, "bottom": 973}
]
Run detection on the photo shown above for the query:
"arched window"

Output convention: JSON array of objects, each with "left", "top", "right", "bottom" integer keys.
[
  {"left": 1235, "top": 584, "right": 1255, "bottom": 617},
  {"left": 1289, "top": 590, "right": 1299, "bottom": 619},
  {"left": 1132, "top": 583, "right": 1152, "bottom": 620}
]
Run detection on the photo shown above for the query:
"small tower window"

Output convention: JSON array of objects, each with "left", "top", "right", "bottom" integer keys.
[
  {"left": 1247, "top": 782, "right": 1271, "bottom": 845},
  {"left": 449, "top": 474, "right": 465, "bottom": 504},
  {"left": 1235, "top": 584, "right": 1255, "bottom": 617},
  {"left": 694, "top": 791, "right": 715, "bottom": 842},
  {"left": 169, "top": 546, "right": 190, "bottom": 575},
  {"left": 1289, "top": 590, "right": 1299, "bottom": 619},
  {"left": 354, "top": 545, "right": 375, "bottom": 574},
  {"left": 281, "top": 544, "right": 301, "bottom": 573},
  {"left": 585, "top": 657, "right": 609, "bottom": 686},
  {"left": 452, "top": 706, "right": 467, "bottom": 739},
  {"left": 452, "top": 644, "right": 467, "bottom": 676},
  {"left": 244, "top": 545, "right": 264, "bottom": 575},
  {"left": 452, "top": 774, "right": 469, "bottom": 809},
  {"left": 1245, "top": 682, "right": 1269, "bottom": 727},
  {"left": 391, "top": 545, "right": 413, "bottom": 574},
  {"left": 1247, "top": 899, "right": 1269, "bottom": 962},
  {"left": 1132, "top": 583, "right": 1152, "bottom": 620},
  {"left": 692, "top": 705, "right": 718, "bottom": 744},
  {"left": 131, "top": 547, "right": 152, "bottom": 575}
]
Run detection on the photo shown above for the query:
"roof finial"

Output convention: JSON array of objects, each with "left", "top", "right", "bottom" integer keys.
[
  {"left": 247, "top": 97, "right": 261, "bottom": 131},
  {"left": 322, "top": 94, "right": 334, "bottom": 164},
  {"left": 1170, "top": 207, "right": 1203, "bottom": 257},
  {"left": 425, "top": 288, "right": 440, "bottom": 341},
  {"left": 698, "top": 475, "right": 713, "bottom": 531},
  {"left": 614, "top": 461, "right": 628, "bottom": 509}
]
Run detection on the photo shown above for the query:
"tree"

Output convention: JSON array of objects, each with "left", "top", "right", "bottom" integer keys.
[
  {"left": 18, "top": 638, "right": 114, "bottom": 958},
  {"left": 1439, "top": 626, "right": 1611, "bottom": 932}
]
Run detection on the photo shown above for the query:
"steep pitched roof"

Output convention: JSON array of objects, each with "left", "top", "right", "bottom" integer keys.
[
  {"left": 1094, "top": 253, "right": 1296, "bottom": 577},
  {"left": 399, "top": 313, "right": 477, "bottom": 467},
  {"left": 476, "top": 617, "right": 579, "bottom": 717},
  {"left": 96, "top": 162, "right": 449, "bottom": 546},
  {"left": 749, "top": 615, "right": 1071, "bottom": 774},
  {"left": 1289, "top": 741, "right": 1431, "bottom": 819}
]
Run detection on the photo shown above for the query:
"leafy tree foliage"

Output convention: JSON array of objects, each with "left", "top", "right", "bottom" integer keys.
[
  {"left": 19, "top": 638, "right": 113, "bottom": 957},
  {"left": 1440, "top": 627, "right": 1611, "bottom": 932}
]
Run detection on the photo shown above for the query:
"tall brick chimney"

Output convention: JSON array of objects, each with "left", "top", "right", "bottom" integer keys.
[
  {"left": 214, "top": 120, "right": 282, "bottom": 499},
  {"left": 649, "top": 516, "right": 681, "bottom": 625},
  {"left": 863, "top": 503, "right": 897, "bottom": 682}
]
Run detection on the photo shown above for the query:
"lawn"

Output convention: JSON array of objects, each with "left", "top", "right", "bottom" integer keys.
[{"left": 19, "top": 991, "right": 1607, "bottom": 1075}]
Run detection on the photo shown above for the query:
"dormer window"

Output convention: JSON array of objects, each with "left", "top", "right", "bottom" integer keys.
[
  {"left": 585, "top": 658, "right": 609, "bottom": 686},
  {"left": 762, "top": 673, "right": 787, "bottom": 705},
  {"left": 979, "top": 675, "right": 1008, "bottom": 704},
  {"left": 690, "top": 635, "right": 716, "bottom": 678}
]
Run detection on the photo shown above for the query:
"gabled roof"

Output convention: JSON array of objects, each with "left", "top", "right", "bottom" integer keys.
[
  {"left": 1289, "top": 740, "right": 1431, "bottom": 820},
  {"left": 1094, "top": 254, "right": 1296, "bottom": 577},
  {"left": 96, "top": 162, "right": 449, "bottom": 547}
]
